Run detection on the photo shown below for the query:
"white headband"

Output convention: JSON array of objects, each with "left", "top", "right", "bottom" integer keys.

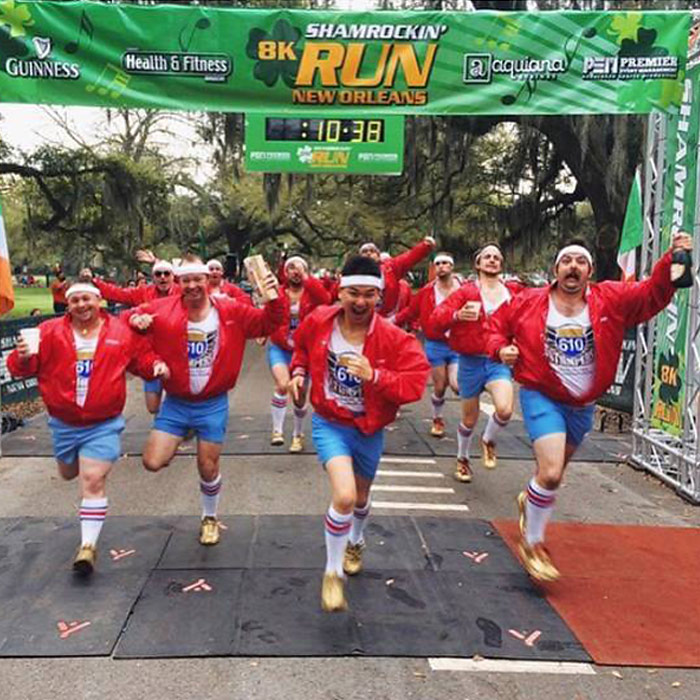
[
  {"left": 476, "top": 245, "right": 502, "bottom": 261},
  {"left": 340, "top": 275, "right": 384, "bottom": 290},
  {"left": 66, "top": 283, "right": 101, "bottom": 298},
  {"left": 555, "top": 245, "right": 593, "bottom": 268},
  {"left": 284, "top": 255, "right": 308, "bottom": 270},
  {"left": 152, "top": 260, "right": 173, "bottom": 273},
  {"left": 434, "top": 254, "right": 454, "bottom": 265},
  {"left": 207, "top": 259, "right": 223, "bottom": 271},
  {"left": 359, "top": 242, "right": 379, "bottom": 254},
  {"left": 175, "top": 263, "right": 210, "bottom": 277}
]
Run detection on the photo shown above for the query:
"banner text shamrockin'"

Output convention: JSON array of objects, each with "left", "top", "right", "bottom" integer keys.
[{"left": 289, "top": 23, "right": 448, "bottom": 106}]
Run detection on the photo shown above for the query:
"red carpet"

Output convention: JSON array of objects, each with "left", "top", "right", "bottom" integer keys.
[{"left": 493, "top": 521, "right": 700, "bottom": 667}]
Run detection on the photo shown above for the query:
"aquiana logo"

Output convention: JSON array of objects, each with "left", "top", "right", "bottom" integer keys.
[{"left": 463, "top": 53, "right": 567, "bottom": 84}]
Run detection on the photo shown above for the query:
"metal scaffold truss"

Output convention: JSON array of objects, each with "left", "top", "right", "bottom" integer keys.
[{"left": 631, "top": 111, "right": 700, "bottom": 503}]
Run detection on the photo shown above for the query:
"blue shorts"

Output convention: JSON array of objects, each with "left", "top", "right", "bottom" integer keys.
[
  {"left": 48, "top": 415, "right": 125, "bottom": 464},
  {"left": 153, "top": 393, "right": 229, "bottom": 444},
  {"left": 458, "top": 354, "right": 512, "bottom": 399},
  {"left": 312, "top": 413, "right": 384, "bottom": 481},
  {"left": 266, "top": 343, "right": 293, "bottom": 369},
  {"left": 143, "top": 379, "right": 162, "bottom": 393},
  {"left": 519, "top": 388, "right": 595, "bottom": 447},
  {"left": 424, "top": 339, "right": 460, "bottom": 368}
]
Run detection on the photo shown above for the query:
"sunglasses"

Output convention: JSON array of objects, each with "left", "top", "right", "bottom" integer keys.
[{"left": 154, "top": 271, "right": 172, "bottom": 278}]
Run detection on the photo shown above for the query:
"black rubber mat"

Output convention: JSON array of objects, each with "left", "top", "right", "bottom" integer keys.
[
  {"left": 114, "top": 569, "right": 245, "bottom": 658},
  {"left": 0, "top": 517, "right": 170, "bottom": 657},
  {"left": 0, "top": 515, "right": 591, "bottom": 660}
]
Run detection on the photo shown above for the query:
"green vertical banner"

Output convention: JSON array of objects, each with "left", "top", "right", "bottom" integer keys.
[{"left": 650, "top": 16, "right": 700, "bottom": 435}]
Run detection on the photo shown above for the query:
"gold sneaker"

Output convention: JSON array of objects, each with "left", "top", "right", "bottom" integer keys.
[
  {"left": 343, "top": 542, "right": 365, "bottom": 576},
  {"left": 199, "top": 516, "right": 220, "bottom": 546},
  {"left": 289, "top": 434, "right": 305, "bottom": 453},
  {"left": 481, "top": 438, "right": 497, "bottom": 469},
  {"left": 454, "top": 457, "right": 473, "bottom": 483},
  {"left": 517, "top": 490, "right": 527, "bottom": 537},
  {"left": 73, "top": 544, "right": 97, "bottom": 576},
  {"left": 517, "top": 539, "right": 560, "bottom": 582},
  {"left": 430, "top": 417, "right": 445, "bottom": 438},
  {"left": 270, "top": 431, "right": 284, "bottom": 446},
  {"left": 321, "top": 572, "right": 347, "bottom": 612}
]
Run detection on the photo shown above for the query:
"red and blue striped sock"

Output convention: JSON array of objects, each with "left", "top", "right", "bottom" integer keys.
[
  {"left": 349, "top": 499, "right": 371, "bottom": 546},
  {"left": 271, "top": 393, "right": 288, "bottom": 433},
  {"left": 79, "top": 497, "right": 108, "bottom": 547},
  {"left": 200, "top": 474, "right": 222, "bottom": 518},
  {"left": 525, "top": 478, "right": 557, "bottom": 545},
  {"left": 324, "top": 505, "right": 352, "bottom": 575}
]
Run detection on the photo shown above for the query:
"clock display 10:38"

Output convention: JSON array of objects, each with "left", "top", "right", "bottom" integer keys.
[{"left": 265, "top": 118, "right": 385, "bottom": 143}]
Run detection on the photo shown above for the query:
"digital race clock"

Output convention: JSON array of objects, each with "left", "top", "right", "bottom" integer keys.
[
  {"left": 245, "top": 113, "right": 404, "bottom": 175},
  {"left": 265, "top": 118, "right": 386, "bottom": 143}
]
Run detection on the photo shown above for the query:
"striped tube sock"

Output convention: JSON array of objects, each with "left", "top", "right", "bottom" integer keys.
[
  {"left": 349, "top": 500, "right": 371, "bottom": 546},
  {"left": 324, "top": 505, "right": 352, "bottom": 576},
  {"left": 457, "top": 422, "right": 473, "bottom": 459},
  {"left": 525, "top": 478, "right": 557, "bottom": 545},
  {"left": 482, "top": 412, "right": 509, "bottom": 444},
  {"left": 200, "top": 474, "right": 223, "bottom": 518},
  {"left": 293, "top": 405, "right": 307, "bottom": 437},
  {"left": 431, "top": 394, "right": 446, "bottom": 419},
  {"left": 79, "top": 497, "right": 108, "bottom": 547},
  {"left": 270, "top": 393, "right": 288, "bottom": 434}
]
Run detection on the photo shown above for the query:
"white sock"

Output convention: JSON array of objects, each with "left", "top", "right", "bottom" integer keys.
[
  {"left": 349, "top": 500, "right": 371, "bottom": 546},
  {"left": 79, "top": 497, "right": 108, "bottom": 547},
  {"left": 324, "top": 505, "right": 352, "bottom": 576},
  {"left": 200, "top": 474, "right": 222, "bottom": 518},
  {"left": 270, "top": 393, "right": 288, "bottom": 433},
  {"left": 431, "top": 394, "right": 445, "bottom": 420},
  {"left": 457, "top": 422, "right": 473, "bottom": 459},
  {"left": 293, "top": 405, "right": 307, "bottom": 437},
  {"left": 525, "top": 478, "right": 557, "bottom": 545},
  {"left": 483, "top": 412, "right": 509, "bottom": 445}
]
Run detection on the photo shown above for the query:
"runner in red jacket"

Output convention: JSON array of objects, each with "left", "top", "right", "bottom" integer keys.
[
  {"left": 358, "top": 236, "right": 435, "bottom": 318},
  {"left": 289, "top": 256, "right": 429, "bottom": 612},
  {"left": 82, "top": 261, "right": 179, "bottom": 415},
  {"left": 396, "top": 252, "right": 462, "bottom": 439},
  {"left": 8, "top": 283, "right": 168, "bottom": 576},
  {"left": 266, "top": 255, "right": 331, "bottom": 453},
  {"left": 486, "top": 233, "right": 693, "bottom": 582},
  {"left": 206, "top": 258, "right": 251, "bottom": 304},
  {"left": 431, "top": 244, "right": 522, "bottom": 481},
  {"left": 129, "top": 254, "right": 283, "bottom": 547}
]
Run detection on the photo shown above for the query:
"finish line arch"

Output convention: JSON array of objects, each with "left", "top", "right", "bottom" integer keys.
[{"left": 0, "top": 1, "right": 698, "bottom": 497}]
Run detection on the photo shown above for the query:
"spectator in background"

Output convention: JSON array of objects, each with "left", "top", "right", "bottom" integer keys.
[
  {"left": 29, "top": 308, "right": 42, "bottom": 317},
  {"left": 50, "top": 271, "right": 69, "bottom": 314}
]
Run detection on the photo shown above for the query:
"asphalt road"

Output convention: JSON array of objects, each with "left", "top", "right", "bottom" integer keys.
[{"left": 0, "top": 343, "right": 698, "bottom": 700}]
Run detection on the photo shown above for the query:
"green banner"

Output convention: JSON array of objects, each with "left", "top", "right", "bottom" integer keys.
[
  {"left": 0, "top": 3, "right": 689, "bottom": 116},
  {"left": 650, "top": 18, "right": 700, "bottom": 436},
  {"left": 245, "top": 114, "right": 404, "bottom": 174}
]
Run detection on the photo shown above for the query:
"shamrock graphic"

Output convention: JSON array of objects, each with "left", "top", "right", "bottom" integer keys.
[
  {"left": 619, "top": 27, "right": 669, "bottom": 58},
  {"left": 0, "top": 0, "right": 33, "bottom": 38},
  {"left": 608, "top": 12, "right": 642, "bottom": 44},
  {"left": 657, "top": 350, "right": 681, "bottom": 405},
  {"left": 246, "top": 19, "right": 302, "bottom": 88},
  {"left": 297, "top": 146, "right": 313, "bottom": 164}
]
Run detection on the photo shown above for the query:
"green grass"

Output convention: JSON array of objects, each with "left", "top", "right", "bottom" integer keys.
[{"left": 4, "top": 287, "right": 55, "bottom": 318}]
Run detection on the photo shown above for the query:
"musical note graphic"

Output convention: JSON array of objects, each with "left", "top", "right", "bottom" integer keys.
[
  {"left": 85, "top": 62, "right": 130, "bottom": 99},
  {"left": 65, "top": 10, "right": 94, "bottom": 55},
  {"left": 178, "top": 16, "right": 211, "bottom": 53},
  {"left": 500, "top": 26, "right": 597, "bottom": 107}
]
